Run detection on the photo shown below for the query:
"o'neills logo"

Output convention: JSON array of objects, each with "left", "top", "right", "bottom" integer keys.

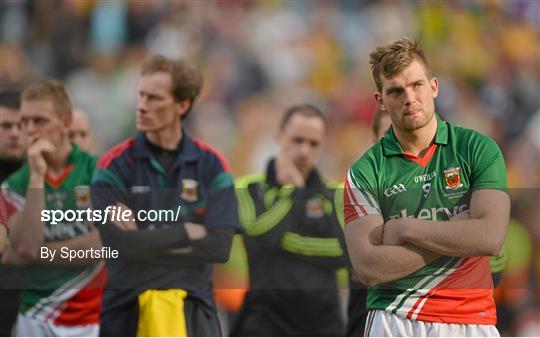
[
  {"left": 181, "top": 179, "right": 198, "bottom": 202},
  {"left": 443, "top": 167, "right": 463, "bottom": 191}
]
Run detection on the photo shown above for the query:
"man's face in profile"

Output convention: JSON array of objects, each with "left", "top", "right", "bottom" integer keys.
[{"left": 0, "top": 105, "right": 25, "bottom": 161}]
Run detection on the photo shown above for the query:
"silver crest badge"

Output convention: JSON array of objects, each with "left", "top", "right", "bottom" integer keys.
[
  {"left": 181, "top": 179, "right": 198, "bottom": 202},
  {"left": 305, "top": 198, "right": 324, "bottom": 218},
  {"left": 74, "top": 185, "right": 91, "bottom": 208}
]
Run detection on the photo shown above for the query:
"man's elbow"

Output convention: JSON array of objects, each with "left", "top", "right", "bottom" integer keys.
[
  {"left": 212, "top": 240, "right": 233, "bottom": 263},
  {"left": 11, "top": 241, "right": 39, "bottom": 260},
  {"left": 352, "top": 262, "right": 383, "bottom": 287},
  {"left": 208, "top": 228, "right": 234, "bottom": 263},
  {"left": 214, "top": 250, "right": 231, "bottom": 263},
  {"left": 484, "top": 238, "right": 505, "bottom": 257},
  {"left": 356, "top": 272, "right": 376, "bottom": 287},
  {"left": 483, "top": 223, "right": 507, "bottom": 257},
  {"left": 357, "top": 271, "right": 386, "bottom": 287}
]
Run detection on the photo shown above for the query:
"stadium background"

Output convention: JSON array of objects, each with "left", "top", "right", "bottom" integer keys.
[{"left": 0, "top": 0, "right": 538, "bottom": 336}]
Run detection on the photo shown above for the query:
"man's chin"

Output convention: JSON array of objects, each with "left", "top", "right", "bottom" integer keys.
[
  {"left": 403, "top": 122, "right": 425, "bottom": 131},
  {"left": 136, "top": 124, "right": 153, "bottom": 132},
  {"left": 295, "top": 164, "right": 311, "bottom": 176},
  {"left": 0, "top": 153, "right": 23, "bottom": 162},
  {"left": 402, "top": 116, "right": 431, "bottom": 131}
]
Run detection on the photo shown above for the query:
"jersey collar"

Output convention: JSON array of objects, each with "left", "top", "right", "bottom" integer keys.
[
  {"left": 132, "top": 128, "right": 199, "bottom": 163},
  {"left": 45, "top": 143, "right": 80, "bottom": 188},
  {"left": 381, "top": 113, "right": 448, "bottom": 157}
]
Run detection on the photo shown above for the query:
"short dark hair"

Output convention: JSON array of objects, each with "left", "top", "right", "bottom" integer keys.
[
  {"left": 21, "top": 79, "right": 72, "bottom": 118},
  {"left": 369, "top": 37, "right": 431, "bottom": 92},
  {"left": 141, "top": 55, "right": 203, "bottom": 119},
  {"left": 279, "top": 104, "right": 326, "bottom": 131},
  {"left": 0, "top": 90, "right": 21, "bottom": 110}
]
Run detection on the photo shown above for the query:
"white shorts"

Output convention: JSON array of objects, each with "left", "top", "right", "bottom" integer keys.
[
  {"left": 13, "top": 313, "right": 99, "bottom": 337},
  {"left": 365, "top": 310, "right": 500, "bottom": 337}
]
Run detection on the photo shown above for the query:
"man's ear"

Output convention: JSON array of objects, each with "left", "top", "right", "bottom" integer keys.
[
  {"left": 176, "top": 99, "right": 192, "bottom": 119},
  {"left": 64, "top": 113, "right": 73, "bottom": 128},
  {"left": 430, "top": 77, "right": 439, "bottom": 98},
  {"left": 374, "top": 92, "right": 385, "bottom": 111},
  {"left": 274, "top": 129, "right": 282, "bottom": 145}
]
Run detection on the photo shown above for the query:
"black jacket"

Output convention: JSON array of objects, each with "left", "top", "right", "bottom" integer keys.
[{"left": 231, "top": 159, "right": 347, "bottom": 336}]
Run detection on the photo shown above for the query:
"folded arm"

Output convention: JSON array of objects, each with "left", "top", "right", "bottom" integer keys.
[
  {"left": 384, "top": 189, "right": 509, "bottom": 257},
  {"left": 3, "top": 227, "right": 102, "bottom": 266},
  {"left": 7, "top": 176, "right": 46, "bottom": 259},
  {"left": 345, "top": 214, "right": 440, "bottom": 287},
  {"left": 98, "top": 222, "right": 192, "bottom": 259},
  {"left": 160, "top": 226, "right": 235, "bottom": 264}
]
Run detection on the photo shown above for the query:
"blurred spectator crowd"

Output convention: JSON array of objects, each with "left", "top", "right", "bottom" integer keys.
[{"left": 1, "top": 0, "right": 538, "bottom": 335}]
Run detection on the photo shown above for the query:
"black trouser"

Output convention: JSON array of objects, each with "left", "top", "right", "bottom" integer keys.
[
  {"left": 345, "top": 287, "right": 369, "bottom": 337},
  {"left": 0, "top": 290, "right": 20, "bottom": 336},
  {"left": 230, "top": 290, "right": 344, "bottom": 337},
  {"left": 0, "top": 266, "right": 22, "bottom": 337},
  {"left": 99, "top": 290, "right": 221, "bottom": 337}
]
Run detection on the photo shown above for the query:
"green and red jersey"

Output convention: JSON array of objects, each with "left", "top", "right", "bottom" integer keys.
[
  {"left": 344, "top": 114, "right": 507, "bottom": 325},
  {"left": 1, "top": 144, "right": 105, "bottom": 326}
]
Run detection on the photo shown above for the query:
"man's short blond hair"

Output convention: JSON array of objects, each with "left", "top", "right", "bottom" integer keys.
[
  {"left": 21, "top": 79, "right": 72, "bottom": 118},
  {"left": 369, "top": 38, "right": 431, "bottom": 92}
]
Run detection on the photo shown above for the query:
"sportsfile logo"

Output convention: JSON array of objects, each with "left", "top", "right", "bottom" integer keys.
[
  {"left": 389, "top": 204, "right": 468, "bottom": 221},
  {"left": 384, "top": 184, "right": 407, "bottom": 197}
]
